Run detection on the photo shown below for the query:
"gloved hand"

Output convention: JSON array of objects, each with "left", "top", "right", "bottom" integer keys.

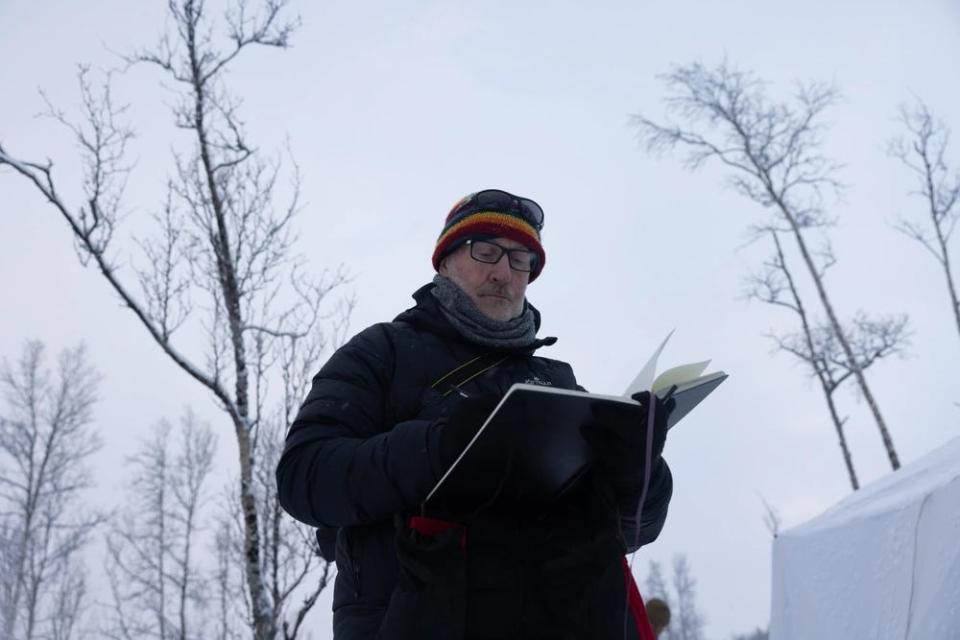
[
  {"left": 394, "top": 516, "right": 467, "bottom": 588},
  {"left": 581, "top": 390, "right": 675, "bottom": 489},
  {"left": 629, "top": 390, "right": 673, "bottom": 462},
  {"left": 437, "top": 393, "right": 501, "bottom": 472},
  {"left": 379, "top": 515, "right": 468, "bottom": 638}
]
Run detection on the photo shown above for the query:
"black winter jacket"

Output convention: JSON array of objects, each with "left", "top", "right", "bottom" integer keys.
[{"left": 276, "top": 284, "right": 672, "bottom": 639}]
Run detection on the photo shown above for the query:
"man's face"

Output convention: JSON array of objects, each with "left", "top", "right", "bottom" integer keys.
[{"left": 439, "top": 236, "right": 531, "bottom": 321}]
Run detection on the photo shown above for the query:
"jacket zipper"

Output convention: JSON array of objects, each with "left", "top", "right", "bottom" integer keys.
[{"left": 346, "top": 528, "right": 361, "bottom": 598}]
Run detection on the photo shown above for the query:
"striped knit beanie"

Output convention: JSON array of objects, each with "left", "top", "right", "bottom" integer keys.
[{"left": 432, "top": 189, "right": 546, "bottom": 282}]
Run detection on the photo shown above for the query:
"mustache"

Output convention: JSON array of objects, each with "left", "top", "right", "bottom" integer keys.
[
  {"left": 477, "top": 285, "right": 516, "bottom": 302},
  {"left": 478, "top": 286, "right": 513, "bottom": 300}
]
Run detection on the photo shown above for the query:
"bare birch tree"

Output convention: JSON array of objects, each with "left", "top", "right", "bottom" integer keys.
[
  {"left": 644, "top": 560, "right": 676, "bottom": 640},
  {"left": 218, "top": 416, "right": 331, "bottom": 640},
  {"left": 745, "top": 230, "right": 909, "bottom": 490},
  {"left": 644, "top": 556, "right": 706, "bottom": 640},
  {"left": 889, "top": 101, "right": 960, "bottom": 341},
  {"left": 757, "top": 493, "right": 782, "bottom": 538},
  {"left": 213, "top": 324, "right": 338, "bottom": 640},
  {"left": 0, "top": 2, "right": 349, "bottom": 637},
  {"left": 671, "top": 555, "right": 705, "bottom": 640},
  {"left": 103, "top": 411, "right": 217, "bottom": 640},
  {"left": 644, "top": 560, "right": 671, "bottom": 609},
  {"left": 212, "top": 519, "right": 244, "bottom": 640},
  {"left": 0, "top": 341, "right": 103, "bottom": 640},
  {"left": 634, "top": 61, "right": 902, "bottom": 470}
]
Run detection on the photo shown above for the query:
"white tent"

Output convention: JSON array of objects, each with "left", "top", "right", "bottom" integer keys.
[{"left": 770, "top": 436, "right": 960, "bottom": 640}]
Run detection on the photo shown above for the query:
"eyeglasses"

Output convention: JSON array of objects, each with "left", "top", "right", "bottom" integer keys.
[
  {"left": 448, "top": 189, "right": 545, "bottom": 231},
  {"left": 466, "top": 239, "right": 539, "bottom": 272}
]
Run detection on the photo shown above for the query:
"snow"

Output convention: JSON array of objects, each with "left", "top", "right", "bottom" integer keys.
[{"left": 770, "top": 436, "right": 960, "bottom": 639}]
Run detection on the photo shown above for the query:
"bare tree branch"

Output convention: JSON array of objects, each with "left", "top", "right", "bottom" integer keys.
[
  {"left": 0, "top": 3, "right": 344, "bottom": 638},
  {"left": 671, "top": 554, "right": 705, "bottom": 640},
  {"left": 889, "top": 99, "right": 960, "bottom": 342},
  {"left": 746, "top": 228, "right": 908, "bottom": 489},
  {"left": 635, "top": 61, "right": 903, "bottom": 470},
  {"left": 0, "top": 342, "right": 103, "bottom": 640},
  {"left": 103, "top": 412, "right": 217, "bottom": 640},
  {"left": 757, "top": 494, "right": 782, "bottom": 539}
]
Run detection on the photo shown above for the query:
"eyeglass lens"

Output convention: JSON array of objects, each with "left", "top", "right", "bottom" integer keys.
[{"left": 470, "top": 240, "right": 536, "bottom": 272}]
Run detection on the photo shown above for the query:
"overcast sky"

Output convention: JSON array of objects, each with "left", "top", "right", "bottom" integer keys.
[{"left": 2, "top": 1, "right": 959, "bottom": 637}]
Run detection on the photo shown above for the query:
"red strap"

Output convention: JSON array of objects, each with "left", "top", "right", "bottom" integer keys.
[
  {"left": 408, "top": 516, "right": 462, "bottom": 536},
  {"left": 409, "top": 519, "right": 654, "bottom": 639},
  {"left": 407, "top": 516, "right": 467, "bottom": 551},
  {"left": 622, "top": 557, "right": 657, "bottom": 640}
]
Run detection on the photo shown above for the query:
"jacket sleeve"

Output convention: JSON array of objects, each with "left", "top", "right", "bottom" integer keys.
[
  {"left": 276, "top": 324, "right": 444, "bottom": 528},
  {"left": 621, "top": 458, "right": 673, "bottom": 553}
]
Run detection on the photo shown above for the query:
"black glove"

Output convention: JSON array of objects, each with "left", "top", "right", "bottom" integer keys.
[
  {"left": 394, "top": 516, "right": 467, "bottom": 589},
  {"left": 379, "top": 516, "right": 468, "bottom": 638},
  {"left": 581, "top": 390, "right": 675, "bottom": 488},
  {"left": 437, "top": 393, "right": 501, "bottom": 472},
  {"left": 629, "top": 390, "right": 673, "bottom": 462}
]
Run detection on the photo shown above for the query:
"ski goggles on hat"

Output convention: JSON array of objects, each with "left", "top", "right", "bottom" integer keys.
[{"left": 445, "top": 189, "right": 545, "bottom": 232}]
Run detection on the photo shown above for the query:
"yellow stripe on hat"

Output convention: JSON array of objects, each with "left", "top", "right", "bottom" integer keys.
[{"left": 436, "top": 211, "right": 540, "bottom": 246}]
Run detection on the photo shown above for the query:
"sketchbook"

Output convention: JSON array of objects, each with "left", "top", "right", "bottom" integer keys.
[{"left": 424, "top": 331, "right": 728, "bottom": 508}]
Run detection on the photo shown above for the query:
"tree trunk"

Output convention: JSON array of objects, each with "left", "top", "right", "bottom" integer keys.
[
  {"left": 921, "top": 142, "right": 960, "bottom": 342},
  {"left": 771, "top": 231, "right": 861, "bottom": 490},
  {"left": 779, "top": 204, "right": 900, "bottom": 470},
  {"left": 235, "top": 425, "right": 274, "bottom": 640},
  {"left": 158, "top": 466, "right": 167, "bottom": 640},
  {"left": 934, "top": 221, "right": 960, "bottom": 341},
  {"left": 822, "top": 388, "right": 859, "bottom": 490},
  {"left": 182, "top": 10, "right": 273, "bottom": 635}
]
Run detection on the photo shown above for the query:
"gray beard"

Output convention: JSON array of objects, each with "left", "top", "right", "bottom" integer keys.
[{"left": 430, "top": 275, "right": 537, "bottom": 349}]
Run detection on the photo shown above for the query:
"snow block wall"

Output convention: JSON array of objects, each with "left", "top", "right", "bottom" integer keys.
[{"left": 770, "top": 437, "right": 960, "bottom": 640}]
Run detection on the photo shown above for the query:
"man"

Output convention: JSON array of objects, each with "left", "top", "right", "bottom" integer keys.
[{"left": 277, "top": 189, "right": 673, "bottom": 639}]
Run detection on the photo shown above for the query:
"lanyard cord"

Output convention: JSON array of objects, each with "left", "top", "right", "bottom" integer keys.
[
  {"left": 442, "top": 356, "right": 510, "bottom": 398},
  {"left": 430, "top": 353, "right": 511, "bottom": 397},
  {"left": 635, "top": 395, "right": 658, "bottom": 550},
  {"left": 623, "top": 395, "right": 658, "bottom": 639},
  {"left": 431, "top": 354, "right": 485, "bottom": 390}
]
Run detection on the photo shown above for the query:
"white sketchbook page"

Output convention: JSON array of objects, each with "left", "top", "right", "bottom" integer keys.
[
  {"left": 623, "top": 329, "right": 674, "bottom": 397},
  {"left": 652, "top": 360, "right": 711, "bottom": 393}
]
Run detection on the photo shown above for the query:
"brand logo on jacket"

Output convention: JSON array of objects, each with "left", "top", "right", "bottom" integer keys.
[{"left": 523, "top": 376, "right": 553, "bottom": 387}]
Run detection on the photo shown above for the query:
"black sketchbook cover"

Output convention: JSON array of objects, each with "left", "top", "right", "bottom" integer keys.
[{"left": 424, "top": 372, "right": 727, "bottom": 509}]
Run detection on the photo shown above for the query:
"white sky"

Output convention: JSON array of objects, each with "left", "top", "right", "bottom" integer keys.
[{"left": 2, "top": 1, "right": 959, "bottom": 637}]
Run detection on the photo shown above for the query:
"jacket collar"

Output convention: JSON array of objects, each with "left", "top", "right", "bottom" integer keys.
[{"left": 395, "top": 283, "right": 558, "bottom": 352}]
